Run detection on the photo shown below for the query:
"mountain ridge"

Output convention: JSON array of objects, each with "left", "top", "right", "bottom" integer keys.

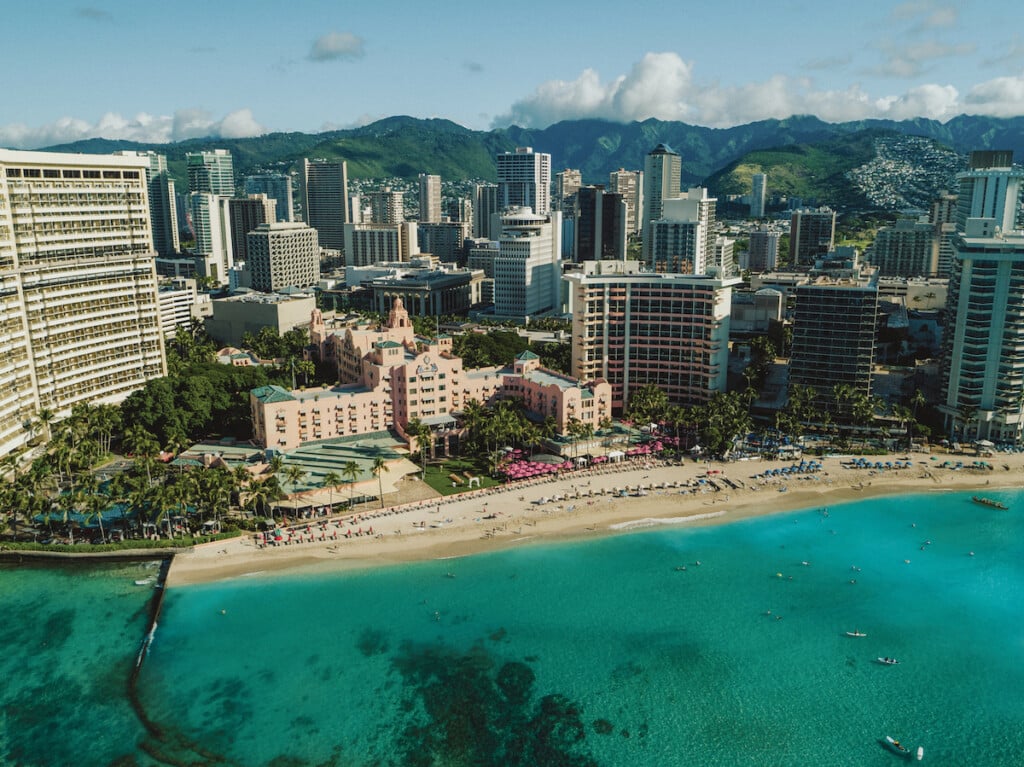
[{"left": 34, "top": 113, "right": 1024, "bottom": 211}]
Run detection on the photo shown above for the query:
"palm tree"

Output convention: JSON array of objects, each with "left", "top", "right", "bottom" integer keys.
[
  {"left": 80, "top": 475, "right": 110, "bottom": 543},
  {"left": 371, "top": 456, "right": 389, "bottom": 509},
  {"left": 231, "top": 464, "right": 251, "bottom": 506},
  {"left": 956, "top": 403, "right": 978, "bottom": 443},
  {"left": 36, "top": 408, "right": 56, "bottom": 444},
  {"left": 406, "top": 419, "right": 432, "bottom": 479},
  {"left": 123, "top": 425, "right": 161, "bottom": 486},
  {"left": 322, "top": 470, "right": 342, "bottom": 512},
  {"left": 284, "top": 464, "right": 306, "bottom": 494},
  {"left": 341, "top": 460, "right": 361, "bottom": 510},
  {"left": 246, "top": 476, "right": 284, "bottom": 522}
]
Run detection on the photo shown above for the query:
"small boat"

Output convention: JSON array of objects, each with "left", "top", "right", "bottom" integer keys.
[
  {"left": 134, "top": 578, "right": 154, "bottom": 586},
  {"left": 845, "top": 631, "right": 867, "bottom": 638},
  {"left": 877, "top": 657, "right": 900, "bottom": 665},
  {"left": 883, "top": 736, "right": 910, "bottom": 755},
  {"left": 972, "top": 495, "right": 1008, "bottom": 510}
]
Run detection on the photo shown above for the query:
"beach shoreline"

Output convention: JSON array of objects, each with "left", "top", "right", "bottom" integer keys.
[{"left": 164, "top": 452, "right": 1022, "bottom": 588}]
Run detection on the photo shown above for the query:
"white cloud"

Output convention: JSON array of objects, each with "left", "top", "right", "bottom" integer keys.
[
  {"left": 493, "top": 53, "right": 977, "bottom": 129},
  {"left": 873, "top": 40, "right": 976, "bottom": 78},
  {"left": 496, "top": 53, "right": 697, "bottom": 127},
  {"left": 874, "top": 83, "right": 961, "bottom": 120},
  {"left": 0, "top": 108, "right": 264, "bottom": 149},
  {"left": 981, "top": 37, "right": 1024, "bottom": 68},
  {"left": 890, "top": 1, "right": 957, "bottom": 29},
  {"left": 309, "top": 32, "right": 365, "bottom": 62},
  {"left": 963, "top": 73, "right": 1024, "bottom": 117},
  {"left": 216, "top": 109, "right": 263, "bottom": 139}
]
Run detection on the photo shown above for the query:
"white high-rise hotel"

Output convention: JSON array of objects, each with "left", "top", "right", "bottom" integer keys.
[
  {"left": 497, "top": 147, "right": 551, "bottom": 216},
  {"left": 642, "top": 144, "right": 681, "bottom": 262},
  {"left": 0, "top": 149, "right": 166, "bottom": 457},
  {"left": 418, "top": 173, "right": 442, "bottom": 223},
  {"left": 940, "top": 150, "right": 1024, "bottom": 442}
]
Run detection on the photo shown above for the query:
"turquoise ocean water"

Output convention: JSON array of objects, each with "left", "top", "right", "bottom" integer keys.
[{"left": 3, "top": 488, "right": 1023, "bottom": 766}]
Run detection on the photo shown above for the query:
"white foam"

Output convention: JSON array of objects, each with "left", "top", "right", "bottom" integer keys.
[{"left": 609, "top": 510, "right": 726, "bottom": 531}]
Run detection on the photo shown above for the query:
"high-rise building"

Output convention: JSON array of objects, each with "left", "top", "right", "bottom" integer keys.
[
  {"left": 567, "top": 260, "right": 738, "bottom": 411},
  {"left": 955, "top": 151, "right": 1024, "bottom": 233},
  {"left": 496, "top": 147, "right": 551, "bottom": 216},
  {"left": 116, "top": 151, "right": 180, "bottom": 257},
  {"left": 940, "top": 222, "right": 1024, "bottom": 442},
  {"left": 447, "top": 196, "right": 472, "bottom": 226},
  {"left": 493, "top": 207, "right": 561, "bottom": 319},
  {"left": 244, "top": 173, "right": 293, "bottom": 222},
  {"left": 343, "top": 222, "right": 419, "bottom": 267},
  {"left": 302, "top": 159, "right": 349, "bottom": 251},
  {"left": 642, "top": 144, "right": 681, "bottom": 261},
  {"left": 554, "top": 169, "right": 582, "bottom": 214},
  {"left": 0, "top": 149, "right": 166, "bottom": 457},
  {"left": 473, "top": 183, "right": 500, "bottom": 239},
  {"left": 929, "top": 191, "right": 958, "bottom": 277},
  {"left": 712, "top": 236, "right": 736, "bottom": 277},
  {"left": 368, "top": 188, "right": 405, "bottom": 224},
  {"left": 869, "top": 218, "right": 937, "bottom": 277},
  {"left": 417, "top": 174, "right": 442, "bottom": 223},
  {"left": 246, "top": 222, "right": 320, "bottom": 293},
  {"left": 939, "top": 150, "right": 1024, "bottom": 442},
  {"left": 188, "top": 193, "right": 234, "bottom": 284},
  {"left": 186, "top": 149, "right": 234, "bottom": 195},
  {"left": 648, "top": 187, "right": 716, "bottom": 274},
  {"left": 790, "top": 207, "right": 837, "bottom": 266},
  {"left": 229, "top": 194, "right": 276, "bottom": 262},
  {"left": 789, "top": 275, "right": 879, "bottom": 403},
  {"left": 608, "top": 169, "right": 643, "bottom": 235},
  {"left": 574, "top": 186, "right": 627, "bottom": 262},
  {"left": 418, "top": 221, "right": 469, "bottom": 262},
  {"left": 750, "top": 173, "right": 767, "bottom": 218},
  {"left": 748, "top": 226, "right": 782, "bottom": 272}
]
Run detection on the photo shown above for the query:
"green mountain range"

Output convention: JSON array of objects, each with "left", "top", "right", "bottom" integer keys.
[{"left": 39, "top": 113, "right": 1024, "bottom": 212}]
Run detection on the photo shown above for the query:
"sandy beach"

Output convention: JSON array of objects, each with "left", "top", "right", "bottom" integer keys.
[{"left": 165, "top": 451, "right": 1023, "bottom": 587}]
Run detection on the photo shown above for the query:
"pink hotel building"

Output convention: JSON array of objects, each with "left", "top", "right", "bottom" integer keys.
[{"left": 251, "top": 299, "right": 611, "bottom": 451}]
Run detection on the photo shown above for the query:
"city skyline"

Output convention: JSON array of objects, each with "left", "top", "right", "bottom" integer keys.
[{"left": 4, "top": 0, "right": 1024, "bottom": 150}]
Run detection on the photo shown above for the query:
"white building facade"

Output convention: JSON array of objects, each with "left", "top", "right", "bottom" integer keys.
[
  {"left": 497, "top": 147, "right": 551, "bottom": 216},
  {"left": 0, "top": 149, "right": 167, "bottom": 457},
  {"left": 493, "top": 208, "right": 562, "bottom": 319}
]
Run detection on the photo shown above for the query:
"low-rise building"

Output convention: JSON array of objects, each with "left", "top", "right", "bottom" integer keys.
[
  {"left": 253, "top": 299, "right": 611, "bottom": 450},
  {"left": 204, "top": 291, "right": 316, "bottom": 347}
]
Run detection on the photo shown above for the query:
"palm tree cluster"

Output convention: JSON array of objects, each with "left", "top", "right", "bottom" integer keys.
[
  {"left": 0, "top": 408, "right": 268, "bottom": 544},
  {"left": 775, "top": 384, "right": 931, "bottom": 450},
  {"left": 627, "top": 384, "right": 755, "bottom": 458},
  {"left": 456, "top": 399, "right": 561, "bottom": 472}
]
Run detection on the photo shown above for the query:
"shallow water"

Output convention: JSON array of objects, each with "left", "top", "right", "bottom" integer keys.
[
  {"left": 0, "top": 559, "right": 159, "bottom": 766},
  {"left": 3, "top": 488, "right": 1023, "bottom": 765}
]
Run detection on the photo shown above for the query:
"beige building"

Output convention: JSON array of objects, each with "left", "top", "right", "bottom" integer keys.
[
  {"left": 343, "top": 221, "right": 418, "bottom": 267},
  {"left": 204, "top": 291, "right": 316, "bottom": 347},
  {"left": 0, "top": 149, "right": 167, "bottom": 457},
  {"left": 246, "top": 222, "right": 320, "bottom": 292}
]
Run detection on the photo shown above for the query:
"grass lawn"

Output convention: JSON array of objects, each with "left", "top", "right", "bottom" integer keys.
[{"left": 421, "top": 458, "right": 502, "bottom": 496}]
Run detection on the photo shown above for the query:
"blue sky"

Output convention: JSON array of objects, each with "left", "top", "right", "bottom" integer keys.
[{"left": 3, "top": 0, "right": 1023, "bottom": 148}]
